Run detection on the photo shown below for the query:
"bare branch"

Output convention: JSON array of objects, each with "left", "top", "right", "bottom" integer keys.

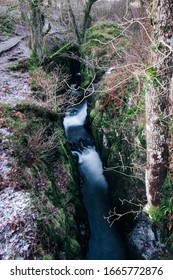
[{"left": 104, "top": 198, "right": 144, "bottom": 227}]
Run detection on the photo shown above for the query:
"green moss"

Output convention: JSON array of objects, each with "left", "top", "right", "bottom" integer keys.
[
  {"left": 68, "top": 238, "right": 81, "bottom": 256},
  {"left": 1, "top": 99, "right": 84, "bottom": 259},
  {"left": 50, "top": 42, "right": 72, "bottom": 60},
  {"left": 90, "top": 75, "right": 146, "bottom": 215},
  {"left": 81, "top": 66, "right": 95, "bottom": 88},
  {"left": 146, "top": 176, "right": 173, "bottom": 223},
  {"left": 0, "top": 14, "right": 15, "bottom": 35},
  {"left": 147, "top": 205, "right": 163, "bottom": 222},
  {"left": 145, "top": 66, "right": 161, "bottom": 87},
  {"left": 43, "top": 254, "right": 52, "bottom": 260},
  {"left": 82, "top": 21, "right": 122, "bottom": 58},
  {"left": 87, "top": 21, "right": 122, "bottom": 39}
]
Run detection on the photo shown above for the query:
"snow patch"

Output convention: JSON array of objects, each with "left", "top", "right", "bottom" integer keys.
[{"left": 0, "top": 128, "right": 14, "bottom": 185}]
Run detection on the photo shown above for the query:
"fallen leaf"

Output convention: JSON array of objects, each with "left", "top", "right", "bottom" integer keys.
[
  {"left": 14, "top": 112, "right": 26, "bottom": 121},
  {"left": 0, "top": 118, "right": 5, "bottom": 127}
]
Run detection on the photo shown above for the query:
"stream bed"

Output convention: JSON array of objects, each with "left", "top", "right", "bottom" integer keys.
[{"left": 63, "top": 99, "right": 127, "bottom": 260}]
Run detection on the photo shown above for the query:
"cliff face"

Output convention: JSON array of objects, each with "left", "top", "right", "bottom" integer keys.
[
  {"left": 89, "top": 76, "right": 167, "bottom": 259},
  {"left": 84, "top": 20, "right": 172, "bottom": 259}
]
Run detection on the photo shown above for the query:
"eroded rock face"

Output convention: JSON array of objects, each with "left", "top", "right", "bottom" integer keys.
[
  {"left": 128, "top": 215, "right": 165, "bottom": 260},
  {"left": 0, "top": 187, "right": 37, "bottom": 260}
]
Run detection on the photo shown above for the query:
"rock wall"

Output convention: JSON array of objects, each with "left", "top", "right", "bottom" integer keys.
[{"left": 89, "top": 72, "right": 168, "bottom": 259}]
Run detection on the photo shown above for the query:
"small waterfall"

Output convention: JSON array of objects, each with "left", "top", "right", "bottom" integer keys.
[
  {"left": 63, "top": 101, "right": 87, "bottom": 135},
  {"left": 63, "top": 100, "right": 126, "bottom": 260}
]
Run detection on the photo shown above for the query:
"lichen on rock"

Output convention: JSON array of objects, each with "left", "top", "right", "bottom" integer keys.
[{"left": 128, "top": 215, "right": 166, "bottom": 260}]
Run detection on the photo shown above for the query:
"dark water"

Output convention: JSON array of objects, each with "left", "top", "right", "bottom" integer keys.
[{"left": 63, "top": 101, "right": 126, "bottom": 260}]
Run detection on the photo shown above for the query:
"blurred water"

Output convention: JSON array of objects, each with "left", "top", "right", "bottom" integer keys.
[{"left": 63, "top": 101, "right": 126, "bottom": 260}]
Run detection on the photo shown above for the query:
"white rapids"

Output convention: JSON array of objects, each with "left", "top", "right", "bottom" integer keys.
[{"left": 64, "top": 101, "right": 126, "bottom": 260}]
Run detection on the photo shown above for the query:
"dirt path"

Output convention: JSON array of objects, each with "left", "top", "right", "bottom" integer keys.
[
  {"left": 0, "top": 36, "right": 24, "bottom": 55},
  {"left": 0, "top": 30, "right": 38, "bottom": 260},
  {"left": 0, "top": 38, "right": 31, "bottom": 181},
  {"left": 0, "top": 30, "right": 33, "bottom": 188},
  {"left": 0, "top": 37, "right": 32, "bottom": 106}
]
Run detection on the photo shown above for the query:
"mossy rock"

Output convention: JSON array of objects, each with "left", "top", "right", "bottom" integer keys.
[
  {"left": 67, "top": 238, "right": 81, "bottom": 259},
  {"left": 43, "top": 254, "right": 52, "bottom": 260},
  {"left": 86, "top": 21, "right": 122, "bottom": 46},
  {"left": 81, "top": 21, "right": 123, "bottom": 64},
  {"left": 90, "top": 78, "right": 146, "bottom": 215}
]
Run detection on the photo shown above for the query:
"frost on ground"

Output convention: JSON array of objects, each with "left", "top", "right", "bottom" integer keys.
[
  {"left": 0, "top": 39, "right": 32, "bottom": 107},
  {"left": 0, "top": 25, "right": 38, "bottom": 259},
  {"left": 0, "top": 128, "right": 15, "bottom": 187},
  {"left": 0, "top": 187, "right": 37, "bottom": 260}
]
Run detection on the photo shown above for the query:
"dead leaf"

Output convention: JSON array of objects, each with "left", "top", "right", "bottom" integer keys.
[
  {"left": 15, "top": 112, "right": 26, "bottom": 121},
  {"left": 0, "top": 118, "right": 5, "bottom": 127}
]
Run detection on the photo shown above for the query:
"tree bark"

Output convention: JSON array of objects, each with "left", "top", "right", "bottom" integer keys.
[
  {"left": 145, "top": 0, "right": 173, "bottom": 206},
  {"left": 82, "top": 0, "right": 97, "bottom": 41},
  {"left": 67, "top": 0, "right": 82, "bottom": 45},
  {"left": 66, "top": 0, "right": 98, "bottom": 45},
  {"left": 29, "top": 0, "right": 44, "bottom": 63}
]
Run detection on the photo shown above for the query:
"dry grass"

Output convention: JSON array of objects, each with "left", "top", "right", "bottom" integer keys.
[
  {"left": 29, "top": 67, "right": 71, "bottom": 110},
  {"left": 22, "top": 126, "right": 60, "bottom": 168}
]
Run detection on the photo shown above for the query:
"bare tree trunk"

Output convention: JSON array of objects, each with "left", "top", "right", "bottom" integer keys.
[
  {"left": 82, "top": 0, "right": 97, "bottom": 41},
  {"left": 66, "top": 0, "right": 98, "bottom": 45},
  {"left": 67, "top": 0, "right": 82, "bottom": 45},
  {"left": 29, "top": 0, "right": 44, "bottom": 63},
  {"left": 145, "top": 0, "right": 173, "bottom": 206}
]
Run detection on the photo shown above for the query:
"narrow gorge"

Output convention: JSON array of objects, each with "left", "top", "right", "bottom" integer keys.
[
  {"left": 0, "top": 0, "right": 173, "bottom": 260},
  {"left": 63, "top": 91, "right": 126, "bottom": 259}
]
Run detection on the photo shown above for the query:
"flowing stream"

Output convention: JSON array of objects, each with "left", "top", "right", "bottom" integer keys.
[{"left": 63, "top": 99, "right": 126, "bottom": 260}]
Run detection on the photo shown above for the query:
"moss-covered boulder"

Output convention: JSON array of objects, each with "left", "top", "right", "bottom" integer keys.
[
  {"left": 82, "top": 21, "right": 122, "bottom": 62},
  {"left": 80, "top": 20, "right": 127, "bottom": 91}
]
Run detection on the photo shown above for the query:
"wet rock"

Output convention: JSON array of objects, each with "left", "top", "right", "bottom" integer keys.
[
  {"left": 128, "top": 215, "right": 166, "bottom": 259},
  {"left": 0, "top": 36, "right": 24, "bottom": 55},
  {"left": 43, "top": 27, "right": 73, "bottom": 57}
]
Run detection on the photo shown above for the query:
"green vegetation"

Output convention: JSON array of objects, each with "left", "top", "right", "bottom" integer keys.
[
  {"left": 50, "top": 42, "right": 72, "bottom": 60},
  {"left": 144, "top": 175, "right": 173, "bottom": 257},
  {"left": 87, "top": 21, "right": 121, "bottom": 38},
  {"left": 82, "top": 21, "right": 122, "bottom": 60},
  {"left": 0, "top": 101, "right": 83, "bottom": 259},
  {"left": 145, "top": 66, "right": 161, "bottom": 88},
  {"left": 1, "top": 0, "right": 172, "bottom": 260},
  {"left": 90, "top": 75, "right": 146, "bottom": 213},
  {"left": 147, "top": 176, "right": 173, "bottom": 222},
  {"left": 0, "top": 13, "right": 15, "bottom": 35},
  {"left": 84, "top": 21, "right": 122, "bottom": 51},
  {"left": 80, "top": 21, "right": 125, "bottom": 89}
]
